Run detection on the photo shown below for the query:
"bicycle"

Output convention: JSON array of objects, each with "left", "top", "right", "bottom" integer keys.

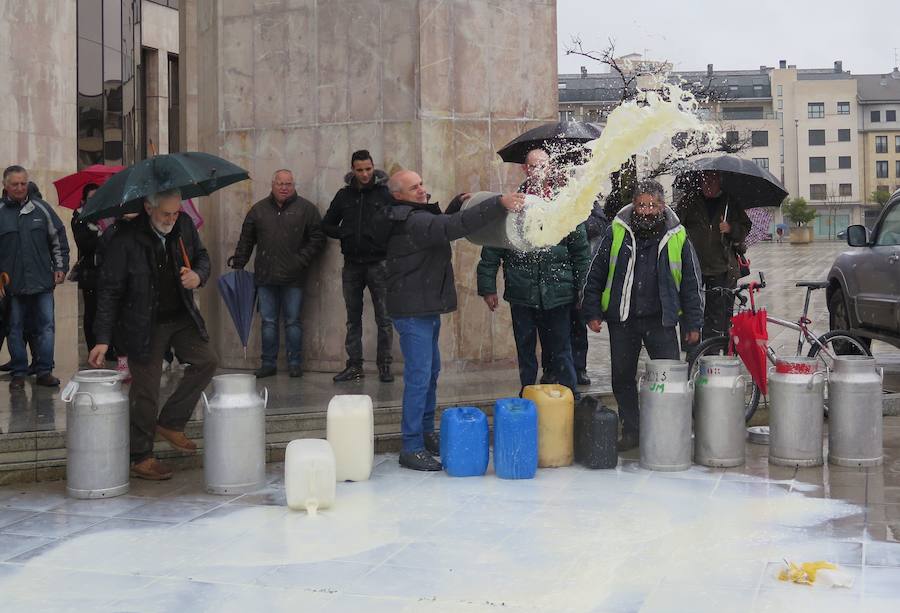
[{"left": 686, "top": 271, "right": 871, "bottom": 422}]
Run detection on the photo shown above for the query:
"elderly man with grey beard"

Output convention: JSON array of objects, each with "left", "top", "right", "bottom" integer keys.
[{"left": 89, "top": 189, "right": 218, "bottom": 481}]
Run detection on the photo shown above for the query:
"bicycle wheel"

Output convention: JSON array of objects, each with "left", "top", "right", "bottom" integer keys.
[
  {"left": 687, "top": 336, "right": 762, "bottom": 423},
  {"left": 807, "top": 330, "right": 872, "bottom": 368}
]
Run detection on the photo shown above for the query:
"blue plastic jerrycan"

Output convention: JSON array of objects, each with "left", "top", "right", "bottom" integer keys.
[
  {"left": 439, "top": 407, "right": 489, "bottom": 477},
  {"left": 493, "top": 398, "right": 538, "bottom": 479}
]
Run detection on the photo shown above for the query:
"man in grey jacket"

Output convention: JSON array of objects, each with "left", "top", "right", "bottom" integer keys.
[
  {"left": 230, "top": 170, "right": 325, "bottom": 378},
  {"left": 376, "top": 170, "right": 524, "bottom": 471},
  {"left": 0, "top": 166, "right": 69, "bottom": 390}
]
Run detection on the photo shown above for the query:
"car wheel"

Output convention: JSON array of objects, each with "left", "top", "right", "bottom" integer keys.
[{"left": 828, "top": 287, "right": 850, "bottom": 330}]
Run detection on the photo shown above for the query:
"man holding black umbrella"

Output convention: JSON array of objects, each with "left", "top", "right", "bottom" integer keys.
[{"left": 89, "top": 188, "right": 217, "bottom": 480}]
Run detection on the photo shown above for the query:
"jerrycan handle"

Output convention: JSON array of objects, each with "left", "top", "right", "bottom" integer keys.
[
  {"left": 261, "top": 387, "right": 269, "bottom": 409},
  {"left": 305, "top": 459, "right": 320, "bottom": 516}
]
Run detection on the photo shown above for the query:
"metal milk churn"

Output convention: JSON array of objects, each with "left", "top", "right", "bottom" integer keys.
[
  {"left": 693, "top": 356, "right": 747, "bottom": 467},
  {"left": 768, "top": 358, "right": 826, "bottom": 467},
  {"left": 639, "top": 359, "right": 693, "bottom": 471},
  {"left": 202, "top": 374, "right": 267, "bottom": 494},
  {"left": 458, "top": 191, "right": 541, "bottom": 251},
  {"left": 61, "top": 370, "right": 130, "bottom": 499},
  {"left": 827, "top": 356, "right": 883, "bottom": 467}
]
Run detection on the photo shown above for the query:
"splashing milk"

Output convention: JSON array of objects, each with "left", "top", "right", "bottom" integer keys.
[{"left": 523, "top": 84, "right": 713, "bottom": 248}]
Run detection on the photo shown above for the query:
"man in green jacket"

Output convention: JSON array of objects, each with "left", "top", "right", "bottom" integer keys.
[{"left": 477, "top": 221, "right": 591, "bottom": 397}]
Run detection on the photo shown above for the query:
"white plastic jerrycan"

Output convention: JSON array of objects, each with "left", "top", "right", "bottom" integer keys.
[
  {"left": 326, "top": 395, "right": 374, "bottom": 482},
  {"left": 285, "top": 439, "right": 336, "bottom": 515}
]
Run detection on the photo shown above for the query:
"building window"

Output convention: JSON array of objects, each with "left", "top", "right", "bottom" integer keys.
[
  {"left": 896, "top": 135, "right": 900, "bottom": 153},
  {"left": 876, "top": 136, "right": 888, "bottom": 153},
  {"left": 888, "top": 110, "right": 897, "bottom": 122},
  {"left": 777, "top": 84, "right": 783, "bottom": 96},
  {"left": 809, "top": 157, "right": 826, "bottom": 173},
  {"left": 838, "top": 129, "right": 851, "bottom": 142},
  {"left": 559, "top": 110, "right": 574, "bottom": 122},
  {"left": 871, "top": 110, "right": 881, "bottom": 122},
  {"left": 753, "top": 84, "right": 763, "bottom": 93},
  {"left": 167, "top": 54, "right": 179, "bottom": 153},
  {"left": 839, "top": 184, "right": 852, "bottom": 197},
  {"left": 810, "top": 184, "right": 827, "bottom": 200},
  {"left": 876, "top": 161, "right": 889, "bottom": 178},
  {"left": 837, "top": 101, "right": 850, "bottom": 114},
  {"left": 751, "top": 131, "right": 768, "bottom": 147},
  {"left": 777, "top": 99, "right": 784, "bottom": 110},
  {"left": 896, "top": 160, "right": 900, "bottom": 178},
  {"left": 838, "top": 156, "right": 851, "bottom": 169},
  {"left": 752, "top": 157, "right": 769, "bottom": 170},
  {"left": 728, "top": 85, "right": 739, "bottom": 93},
  {"left": 808, "top": 103, "right": 825, "bottom": 119},
  {"left": 808, "top": 130, "right": 826, "bottom": 146},
  {"left": 725, "top": 130, "right": 740, "bottom": 144}
]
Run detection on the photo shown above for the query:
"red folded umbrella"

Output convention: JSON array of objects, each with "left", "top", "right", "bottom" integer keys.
[
  {"left": 728, "top": 288, "right": 769, "bottom": 394},
  {"left": 53, "top": 164, "right": 125, "bottom": 210}
]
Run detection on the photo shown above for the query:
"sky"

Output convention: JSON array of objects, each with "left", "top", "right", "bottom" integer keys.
[{"left": 557, "top": 0, "right": 900, "bottom": 76}]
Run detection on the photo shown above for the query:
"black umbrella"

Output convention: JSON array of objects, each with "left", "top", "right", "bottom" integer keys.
[
  {"left": 217, "top": 269, "right": 257, "bottom": 357},
  {"left": 497, "top": 121, "right": 602, "bottom": 164},
  {"left": 80, "top": 152, "right": 249, "bottom": 221},
  {"left": 674, "top": 155, "right": 788, "bottom": 210}
]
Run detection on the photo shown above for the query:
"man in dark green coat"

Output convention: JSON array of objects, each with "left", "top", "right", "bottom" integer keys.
[{"left": 477, "top": 224, "right": 591, "bottom": 396}]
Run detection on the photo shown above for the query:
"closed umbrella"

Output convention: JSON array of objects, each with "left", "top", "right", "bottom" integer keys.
[
  {"left": 497, "top": 121, "right": 602, "bottom": 164},
  {"left": 81, "top": 152, "right": 249, "bottom": 222},
  {"left": 217, "top": 270, "right": 257, "bottom": 357},
  {"left": 729, "top": 290, "right": 769, "bottom": 394}
]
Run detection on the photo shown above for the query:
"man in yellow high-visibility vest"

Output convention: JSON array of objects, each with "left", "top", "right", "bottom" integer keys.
[{"left": 582, "top": 179, "right": 704, "bottom": 452}]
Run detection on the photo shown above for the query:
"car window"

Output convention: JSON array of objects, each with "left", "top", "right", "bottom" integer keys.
[{"left": 875, "top": 203, "right": 900, "bottom": 246}]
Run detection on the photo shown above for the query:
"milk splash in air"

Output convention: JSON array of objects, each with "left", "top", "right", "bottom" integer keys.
[{"left": 523, "top": 83, "right": 716, "bottom": 248}]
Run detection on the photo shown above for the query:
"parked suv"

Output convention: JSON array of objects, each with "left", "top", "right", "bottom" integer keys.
[{"left": 827, "top": 189, "right": 900, "bottom": 348}]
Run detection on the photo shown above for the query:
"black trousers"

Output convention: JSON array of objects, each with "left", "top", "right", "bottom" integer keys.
[
  {"left": 608, "top": 316, "right": 680, "bottom": 436},
  {"left": 342, "top": 261, "right": 393, "bottom": 367},
  {"left": 127, "top": 316, "right": 218, "bottom": 463},
  {"left": 511, "top": 303, "right": 577, "bottom": 396},
  {"left": 702, "top": 272, "right": 735, "bottom": 340},
  {"left": 542, "top": 305, "right": 588, "bottom": 373}
]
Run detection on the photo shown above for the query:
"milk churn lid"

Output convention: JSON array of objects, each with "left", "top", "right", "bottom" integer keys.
[{"left": 72, "top": 369, "right": 121, "bottom": 384}]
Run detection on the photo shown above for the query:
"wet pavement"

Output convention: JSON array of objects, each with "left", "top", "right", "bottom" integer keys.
[{"left": 0, "top": 421, "right": 898, "bottom": 612}]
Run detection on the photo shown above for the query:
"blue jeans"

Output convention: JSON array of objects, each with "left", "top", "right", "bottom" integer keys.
[
  {"left": 257, "top": 285, "right": 303, "bottom": 368},
  {"left": 394, "top": 315, "right": 441, "bottom": 452},
  {"left": 9, "top": 292, "right": 55, "bottom": 377},
  {"left": 510, "top": 303, "right": 577, "bottom": 396}
]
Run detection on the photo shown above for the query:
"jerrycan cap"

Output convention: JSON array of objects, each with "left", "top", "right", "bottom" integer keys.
[{"left": 548, "top": 389, "right": 563, "bottom": 399}]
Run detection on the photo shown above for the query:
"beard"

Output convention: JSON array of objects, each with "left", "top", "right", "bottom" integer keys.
[
  {"left": 151, "top": 219, "right": 176, "bottom": 235},
  {"left": 633, "top": 212, "right": 665, "bottom": 238}
]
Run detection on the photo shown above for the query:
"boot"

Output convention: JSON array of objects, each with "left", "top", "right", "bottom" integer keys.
[
  {"left": 616, "top": 431, "right": 639, "bottom": 452},
  {"left": 424, "top": 432, "right": 440, "bottom": 456},
  {"left": 378, "top": 364, "right": 394, "bottom": 383},
  {"left": 333, "top": 364, "right": 364, "bottom": 382},
  {"left": 255, "top": 365, "right": 277, "bottom": 379},
  {"left": 576, "top": 371, "right": 591, "bottom": 386},
  {"left": 399, "top": 449, "right": 442, "bottom": 471}
]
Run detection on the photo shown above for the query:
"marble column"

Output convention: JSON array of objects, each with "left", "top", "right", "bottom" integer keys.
[{"left": 183, "top": 0, "right": 558, "bottom": 372}]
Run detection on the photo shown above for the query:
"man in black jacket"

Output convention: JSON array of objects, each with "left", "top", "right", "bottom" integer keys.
[
  {"left": 89, "top": 189, "right": 218, "bottom": 481},
  {"left": 322, "top": 150, "right": 394, "bottom": 383},
  {"left": 230, "top": 169, "right": 326, "bottom": 378},
  {"left": 377, "top": 170, "right": 524, "bottom": 471}
]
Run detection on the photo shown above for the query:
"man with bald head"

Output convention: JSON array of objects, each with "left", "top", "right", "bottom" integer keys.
[
  {"left": 230, "top": 169, "right": 325, "bottom": 378},
  {"left": 376, "top": 170, "right": 525, "bottom": 471}
]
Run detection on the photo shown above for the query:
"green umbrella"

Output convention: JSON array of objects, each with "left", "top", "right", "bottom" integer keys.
[{"left": 80, "top": 152, "right": 250, "bottom": 221}]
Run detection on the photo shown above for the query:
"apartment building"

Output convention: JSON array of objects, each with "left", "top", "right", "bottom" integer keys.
[{"left": 857, "top": 68, "right": 900, "bottom": 226}]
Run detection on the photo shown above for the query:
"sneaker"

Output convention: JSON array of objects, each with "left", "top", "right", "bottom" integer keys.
[
  {"left": 399, "top": 449, "right": 442, "bottom": 471},
  {"left": 616, "top": 432, "right": 639, "bottom": 452},
  {"left": 378, "top": 364, "right": 394, "bottom": 383},
  {"left": 576, "top": 371, "right": 591, "bottom": 386},
  {"left": 35, "top": 373, "right": 60, "bottom": 387},
  {"left": 424, "top": 432, "right": 440, "bottom": 456},
  {"left": 539, "top": 371, "right": 557, "bottom": 385},
  {"left": 155, "top": 425, "right": 197, "bottom": 452},
  {"left": 289, "top": 365, "right": 303, "bottom": 378},
  {"left": 255, "top": 365, "right": 277, "bottom": 379},
  {"left": 333, "top": 364, "right": 364, "bottom": 382},
  {"left": 9, "top": 376, "right": 25, "bottom": 391},
  {"left": 130, "top": 457, "right": 174, "bottom": 480}
]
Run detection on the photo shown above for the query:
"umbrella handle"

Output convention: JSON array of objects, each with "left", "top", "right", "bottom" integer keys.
[{"left": 179, "top": 237, "right": 191, "bottom": 270}]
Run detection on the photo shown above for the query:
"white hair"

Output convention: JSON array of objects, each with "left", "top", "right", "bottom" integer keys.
[{"left": 145, "top": 188, "right": 182, "bottom": 209}]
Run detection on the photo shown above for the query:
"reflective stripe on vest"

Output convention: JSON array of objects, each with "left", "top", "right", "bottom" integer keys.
[{"left": 600, "top": 222, "right": 687, "bottom": 313}]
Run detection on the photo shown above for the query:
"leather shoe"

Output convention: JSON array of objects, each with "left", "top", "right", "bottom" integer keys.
[
  {"left": 0, "top": 361, "right": 11, "bottom": 372},
  {"left": 539, "top": 371, "right": 557, "bottom": 384},
  {"left": 289, "top": 365, "right": 303, "bottom": 378},
  {"left": 333, "top": 365, "right": 364, "bottom": 382},
  {"left": 9, "top": 377, "right": 25, "bottom": 391},
  {"left": 155, "top": 425, "right": 197, "bottom": 452},
  {"left": 378, "top": 364, "right": 394, "bottom": 383},
  {"left": 399, "top": 449, "right": 442, "bottom": 471},
  {"left": 424, "top": 432, "right": 440, "bottom": 456},
  {"left": 35, "top": 373, "right": 60, "bottom": 387},
  {"left": 130, "top": 457, "right": 174, "bottom": 480},
  {"left": 616, "top": 432, "right": 639, "bottom": 452},
  {"left": 255, "top": 366, "right": 277, "bottom": 379},
  {"left": 576, "top": 371, "right": 591, "bottom": 386}
]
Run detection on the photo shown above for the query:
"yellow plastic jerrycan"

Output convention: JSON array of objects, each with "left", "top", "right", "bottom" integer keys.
[{"left": 522, "top": 384, "right": 574, "bottom": 468}]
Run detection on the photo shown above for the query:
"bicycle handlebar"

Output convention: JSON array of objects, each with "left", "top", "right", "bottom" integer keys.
[{"left": 704, "top": 271, "right": 766, "bottom": 299}]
